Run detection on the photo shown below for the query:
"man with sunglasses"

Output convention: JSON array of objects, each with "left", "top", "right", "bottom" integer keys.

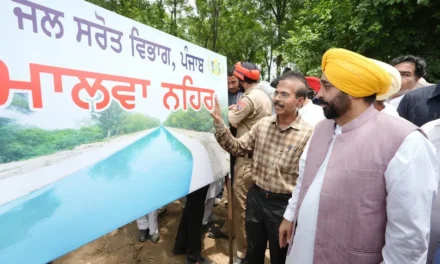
[
  {"left": 224, "top": 62, "right": 272, "bottom": 264},
  {"left": 211, "top": 70, "right": 313, "bottom": 264}
]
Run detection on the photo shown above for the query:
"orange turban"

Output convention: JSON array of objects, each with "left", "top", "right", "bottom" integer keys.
[
  {"left": 305, "top": 76, "right": 321, "bottom": 93},
  {"left": 321, "top": 48, "right": 391, "bottom": 97}
]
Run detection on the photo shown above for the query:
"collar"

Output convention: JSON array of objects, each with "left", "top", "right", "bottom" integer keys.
[
  {"left": 428, "top": 82, "right": 440, "bottom": 99},
  {"left": 340, "top": 104, "right": 378, "bottom": 133},
  {"left": 271, "top": 114, "right": 303, "bottom": 131},
  {"left": 244, "top": 83, "right": 258, "bottom": 95}
]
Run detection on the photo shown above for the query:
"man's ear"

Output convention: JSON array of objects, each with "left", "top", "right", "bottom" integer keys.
[{"left": 298, "top": 97, "right": 305, "bottom": 107}]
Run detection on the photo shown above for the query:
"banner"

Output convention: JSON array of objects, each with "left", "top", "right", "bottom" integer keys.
[{"left": 0, "top": 0, "right": 228, "bottom": 263}]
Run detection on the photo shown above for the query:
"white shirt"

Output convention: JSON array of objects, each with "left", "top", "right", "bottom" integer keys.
[
  {"left": 422, "top": 119, "right": 440, "bottom": 156},
  {"left": 422, "top": 119, "right": 440, "bottom": 263},
  {"left": 284, "top": 130, "right": 440, "bottom": 264},
  {"left": 298, "top": 101, "right": 325, "bottom": 127},
  {"left": 382, "top": 102, "right": 399, "bottom": 117},
  {"left": 389, "top": 95, "right": 404, "bottom": 109}
]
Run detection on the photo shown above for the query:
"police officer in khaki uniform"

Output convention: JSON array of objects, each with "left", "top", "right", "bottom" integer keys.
[{"left": 229, "top": 62, "right": 272, "bottom": 264}]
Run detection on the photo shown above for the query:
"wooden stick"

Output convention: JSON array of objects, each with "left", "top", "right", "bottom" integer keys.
[{"left": 227, "top": 174, "right": 234, "bottom": 264}]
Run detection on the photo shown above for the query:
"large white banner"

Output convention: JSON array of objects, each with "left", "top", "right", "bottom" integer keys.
[{"left": 0, "top": 0, "right": 228, "bottom": 263}]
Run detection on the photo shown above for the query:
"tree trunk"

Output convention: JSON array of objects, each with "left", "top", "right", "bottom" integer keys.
[
  {"left": 211, "top": 0, "right": 222, "bottom": 52},
  {"left": 276, "top": 24, "right": 283, "bottom": 75}
]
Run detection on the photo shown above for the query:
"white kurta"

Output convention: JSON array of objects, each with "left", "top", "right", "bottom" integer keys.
[
  {"left": 389, "top": 94, "right": 404, "bottom": 109},
  {"left": 284, "top": 130, "right": 440, "bottom": 264},
  {"left": 382, "top": 102, "right": 399, "bottom": 117},
  {"left": 136, "top": 210, "right": 159, "bottom": 234},
  {"left": 422, "top": 119, "right": 440, "bottom": 263},
  {"left": 298, "top": 101, "right": 325, "bottom": 127}
]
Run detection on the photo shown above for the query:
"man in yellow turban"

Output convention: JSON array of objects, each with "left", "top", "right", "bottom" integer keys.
[{"left": 280, "top": 48, "right": 439, "bottom": 264}]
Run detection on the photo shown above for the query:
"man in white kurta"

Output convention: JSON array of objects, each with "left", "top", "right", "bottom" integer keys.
[
  {"left": 422, "top": 119, "right": 440, "bottom": 263},
  {"left": 298, "top": 98, "right": 325, "bottom": 127},
  {"left": 279, "top": 50, "right": 440, "bottom": 264},
  {"left": 283, "top": 127, "right": 439, "bottom": 263}
]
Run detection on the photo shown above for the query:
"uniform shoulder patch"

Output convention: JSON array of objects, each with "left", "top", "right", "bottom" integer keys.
[{"left": 236, "top": 100, "right": 246, "bottom": 110}]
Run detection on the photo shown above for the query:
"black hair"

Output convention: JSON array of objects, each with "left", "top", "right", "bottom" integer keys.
[
  {"left": 227, "top": 67, "right": 235, "bottom": 77},
  {"left": 277, "top": 71, "right": 309, "bottom": 99},
  {"left": 389, "top": 55, "right": 427, "bottom": 78},
  {"left": 363, "top": 94, "right": 376, "bottom": 104},
  {"left": 270, "top": 77, "right": 279, "bottom": 88},
  {"left": 307, "top": 89, "right": 316, "bottom": 99}
]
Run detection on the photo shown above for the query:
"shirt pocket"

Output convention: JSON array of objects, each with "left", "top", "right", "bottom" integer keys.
[{"left": 279, "top": 144, "right": 300, "bottom": 174}]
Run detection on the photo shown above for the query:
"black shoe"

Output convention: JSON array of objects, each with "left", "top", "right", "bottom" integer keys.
[
  {"left": 158, "top": 207, "right": 168, "bottom": 217},
  {"left": 149, "top": 232, "right": 160, "bottom": 243},
  {"left": 208, "top": 225, "right": 228, "bottom": 239},
  {"left": 202, "top": 223, "right": 211, "bottom": 233},
  {"left": 138, "top": 229, "right": 149, "bottom": 242},
  {"left": 186, "top": 254, "right": 215, "bottom": 264},
  {"left": 172, "top": 247, "right": 186, "bottom": 256}
]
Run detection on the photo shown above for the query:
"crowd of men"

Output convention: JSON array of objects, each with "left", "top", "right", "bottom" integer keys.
[
  {"left": 209, "top": 48, "right": 439, "bottom": 264},
  {"left": 103, "top": 48, "right": 439, "bottom": 264}
]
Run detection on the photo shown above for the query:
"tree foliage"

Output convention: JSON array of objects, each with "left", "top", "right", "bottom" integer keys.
[
  {"left": 0, "top": 107, "right": 160, "bottom": 163},
  {"left": 281, "top": 0, "right": 440, "bottom": 81},
  {"left": 87, "top": 0, "right": 439, "bottom": 81},
  {"left": 163, "top": 108, "right": 227, "bottom": 132}
]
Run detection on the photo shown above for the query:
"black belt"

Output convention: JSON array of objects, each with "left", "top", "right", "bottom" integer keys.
[
  {"left": 253, "top": 184, "right": 290, "bottom": 200},
  {"left": 245, "top": 152, "right": 253, "bottom": 159}
]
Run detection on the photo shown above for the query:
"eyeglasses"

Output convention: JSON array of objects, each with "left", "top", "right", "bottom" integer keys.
[{"left": 273, "top": 91, "right": 299, "bottom": 100}]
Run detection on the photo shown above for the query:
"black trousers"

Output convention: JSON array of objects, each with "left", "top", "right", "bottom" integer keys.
[
  {"left": 245, "top": 185, "right": 290, "bottom": 264},
  {"left": 174, "top": 184, "right": 210, "bottom": 261}
]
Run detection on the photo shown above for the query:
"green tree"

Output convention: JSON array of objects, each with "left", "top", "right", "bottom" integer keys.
[
  {"left": 91, "top": 100, "right": 127, "bottom": 138},
  {"left": 87, "top": 0, "right": 170, "bottom": 32},
  {"left": 281, "top": 0, "right": 440, "bottom": 81},
  {"left": 163, "top": 108, "right": 227, "bottom": 132},
  {"left": 120, "top": 113, "right": 161, "bottom": 134}
]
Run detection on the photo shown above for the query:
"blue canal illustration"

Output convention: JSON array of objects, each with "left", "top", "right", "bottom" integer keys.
[{"left": 0, "top": 126, "right": 193, "bottom": 264}]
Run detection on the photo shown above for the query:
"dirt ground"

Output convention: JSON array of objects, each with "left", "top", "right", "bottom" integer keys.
[{"left": 53, "top": 198, "right": 271, "bottom": 264}]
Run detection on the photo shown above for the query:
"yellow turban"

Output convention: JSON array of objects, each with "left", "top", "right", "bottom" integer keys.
[
  {"left": 370, "top": 59, "right": 401, "bottom": 101},
  {"left": 322, "top": 48, "right": 391, "bottom": 97}
]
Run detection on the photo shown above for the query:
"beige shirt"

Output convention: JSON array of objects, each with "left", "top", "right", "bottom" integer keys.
[{"left": 228, "top": 86, "right": 272, "bottom": 138}]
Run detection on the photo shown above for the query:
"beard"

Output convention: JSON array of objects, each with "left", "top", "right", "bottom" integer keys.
[
  {"left": 321, "top": 91, "right": 351, "bottom": 119},
  {"left": 238, "top": 81, "right": 245, "bottom": 92},
  {"left": 228, "top": 87, "right": 240, "bottom": 94}
]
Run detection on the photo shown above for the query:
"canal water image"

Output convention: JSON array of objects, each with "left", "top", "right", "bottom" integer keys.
[
  {"left": 0, "top": 1, "right": 229, "bottom": 263},
  {"left": 0, "top": 126, "right": 197, "bottom": 263}
]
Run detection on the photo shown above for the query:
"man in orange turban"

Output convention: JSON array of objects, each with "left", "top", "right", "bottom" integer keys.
[{"left": 280, "top": 48, "right": 439, "bottom": 264}]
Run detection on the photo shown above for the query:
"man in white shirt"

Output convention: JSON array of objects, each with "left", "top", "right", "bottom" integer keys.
[
  {"left": 279, "top": 48, "right": 439, "bottom": 264},
  {"left": 299, "top": 76, "right": 325, "bottom": 127},
  {"left": 389, "top": 55, "right": 427, "bottom": 109},
  {"left": 422, "top": 119, "right": 440, "bottom": 264}
]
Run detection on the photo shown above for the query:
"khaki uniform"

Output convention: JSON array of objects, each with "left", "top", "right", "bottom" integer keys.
[{"left": 228, "top": 86, "right": 272, "bottom": 259}]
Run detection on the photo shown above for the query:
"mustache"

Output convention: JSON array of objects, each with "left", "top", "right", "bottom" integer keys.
[
  {"left": 320, "top": 100, "right": 329, "bottom": 106},
  {"left": 274, "top": 101, "right": 284, "bottom": 108}
]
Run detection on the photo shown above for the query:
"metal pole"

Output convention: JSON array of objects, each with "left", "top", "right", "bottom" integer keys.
[{"left": 227, "top": 174, "right": 234, "bottom": 264}]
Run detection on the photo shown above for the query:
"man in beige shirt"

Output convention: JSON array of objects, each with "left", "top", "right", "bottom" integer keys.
[
  {"left": 226, "top": 62, "right": 272, "bottom": 264},
  {"left": 211, "top": 71, "right": 313, "bottom": 264}
]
